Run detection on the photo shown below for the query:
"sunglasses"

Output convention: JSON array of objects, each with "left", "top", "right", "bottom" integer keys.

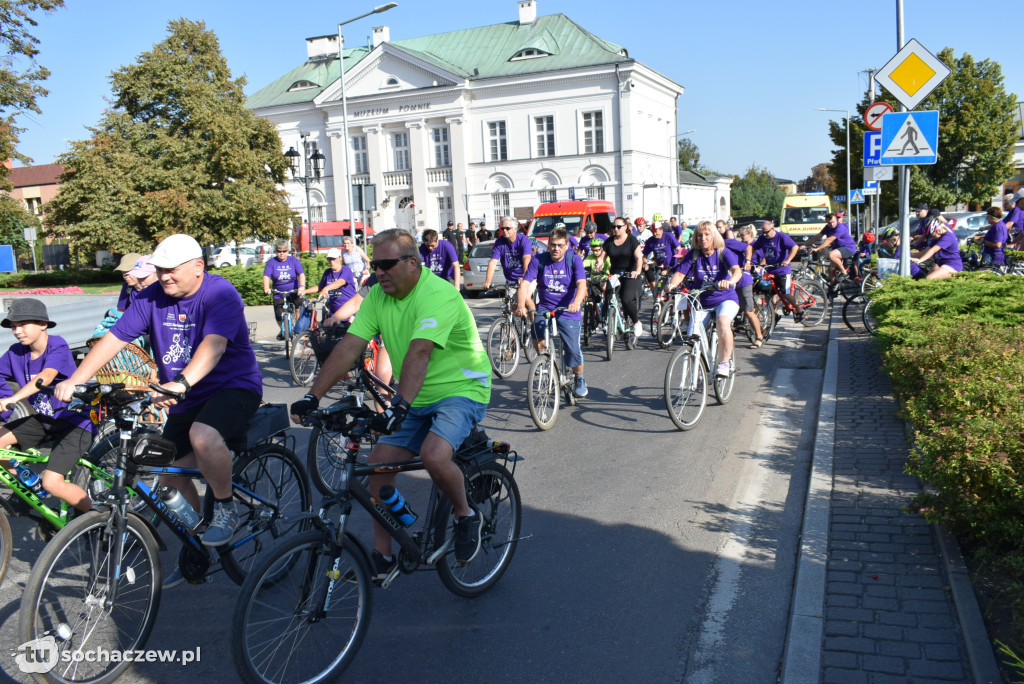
[
  {"left": 370, "top": 255, "right": 413, "bottom": 271},
  {"left": 276, "top": 250, "right": 289, "bottom": 253}
]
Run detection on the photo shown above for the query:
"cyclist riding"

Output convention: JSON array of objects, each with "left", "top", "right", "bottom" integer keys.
[
  {"left": 303, "top": 247, "right": 357, "bottom": 320},
  {"left": 808, "top": 213, "right": 857, "bottom": 281},
  {"left": 975, "top": 206, "right": 1008, "bottom": 267},
  {"left": 418, "top": 228, "right": 462, "bottom": 290},
  {"left": 598, "top": 216, "right": 644, "bottom": 338},
  {"left": 57, "top": 234, "right": 264, "bottom": 558},
  {"left": 666, "top": 221, "right": 742, "bottom": 378},
  {"left": 729, "top": 225, "right": 765, "bottom": 348},
  {"left": 912, "top": 217, "right": 963, "bottom": 279},
  {"left": 290, "top": 229, "right": 491, "bottom": 577},
  {"left": 751, "top": 219, "right": 801, "bottom": 321},
  {"left": 518, "top": 228, "right": 589, "bottom": 398},
  {"left": 263, "top": 240, "right": 306, "bottom": 341},
  {"left": 642, "top": 218, "right": 681, "bottom": 291},
  {"left": 482, "top": 218, "right": 532, "bottom": 294}
]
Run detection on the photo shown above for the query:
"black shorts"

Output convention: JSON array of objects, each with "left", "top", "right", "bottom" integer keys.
[
  {"left": 162, "top": 388, "right": 262, "bottom": 460},
  {"left": 5, "top": 415, "right": 94, "bottom": 476}
]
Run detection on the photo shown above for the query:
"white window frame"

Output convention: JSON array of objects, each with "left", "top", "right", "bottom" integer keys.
[
  {"left": 534, "top": 114, "right": 555, "bottom": 158},
  {"left": 582, "top": 110, "right": 605, "bottom": 154},
  {"left": 585, "top": 186, "right": 605, "bottom": 200},
  {"left": 351, "top": 135, "right": 368, "bottom": 175},
  {"left": 487, "top": 120, "right": 508, "bottom": 162},
  {"left": 393, "top": 131, "right": 410, "bottom": 171},
  {"left": 430, "top": 127, "right": 450, "bottom": 167},
  {"left": 492, "top": 192, "right": 510, "bottom": 224},
  {"left": 538, "top": 189, "right": 557, "bottom": 203}
]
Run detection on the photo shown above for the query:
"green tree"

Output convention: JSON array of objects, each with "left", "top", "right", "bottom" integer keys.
[
  {"left": 0, "top": 193, "right": 36, "bottom": 265},
  {"left": 798, "top": 163, "right": 836, "bottom": 194},
  {"left": 828, "top": 48, "right": 1017, "bottom": 220},
  {"left": 677, "top": 137, "right": 701, "bottom": 173},
  {"left": 46, "top": 18, "right": 294, "bottom": 255},
  {"left": 730, "top": 165, "right": 785, "bottom": 219},
  {"left": 0, "top": 0, "right": 64, "bottom": 188}
]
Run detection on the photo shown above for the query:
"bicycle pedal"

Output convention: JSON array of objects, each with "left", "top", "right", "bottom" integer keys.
[{"left": 378, "top": 566, "right": 402, "bottom": 590}]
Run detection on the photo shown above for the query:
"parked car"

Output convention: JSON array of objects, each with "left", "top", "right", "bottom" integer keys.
[
  {"left": 462, "top": 240, "right": 505, "bottom": 295},
  {"left": 943, "top": 211, "right": 988, "bottom": 246},
  {"left": 208, "top": 243, "right": 270, "bottom": 268}
]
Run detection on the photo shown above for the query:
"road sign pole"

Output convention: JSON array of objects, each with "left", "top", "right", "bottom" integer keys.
[{"left": 896, "top": 0, "right": 911, "bottom": 277}]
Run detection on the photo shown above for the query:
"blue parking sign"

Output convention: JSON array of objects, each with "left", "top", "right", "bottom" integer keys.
[{"left": 864, "top": 131, "right": 882, "bottom": 167}]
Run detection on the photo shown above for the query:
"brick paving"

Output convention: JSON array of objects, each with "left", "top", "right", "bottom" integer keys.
[{"left": 822, "top": 326, "right": 970, "bottom": 683}]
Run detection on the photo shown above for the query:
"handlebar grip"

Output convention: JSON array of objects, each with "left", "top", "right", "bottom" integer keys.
[{"left": 148, "top": 382, "right": 186, "bottom": 401}]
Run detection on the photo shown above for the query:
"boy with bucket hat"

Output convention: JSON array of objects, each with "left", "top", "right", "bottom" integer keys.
[{"left": 0, "top": 298, "right": 97, "bottom": 512}]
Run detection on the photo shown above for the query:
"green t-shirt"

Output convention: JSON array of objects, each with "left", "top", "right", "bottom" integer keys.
[
  {"left": 349, "top": 267, "right": 491, "bottom": 406},
  {"left": 582, "top": 253, "right": 610, "bottom": 279}
]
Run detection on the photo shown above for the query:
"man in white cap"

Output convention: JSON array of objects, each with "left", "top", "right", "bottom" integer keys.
[{"left": 56, "top": 234, "right": 263, "bottom": 577}]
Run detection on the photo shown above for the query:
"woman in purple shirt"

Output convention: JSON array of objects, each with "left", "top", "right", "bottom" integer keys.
[
  {"left": 666, "top": 222, "right": 742, "bottom": 379},
  {"left": 913, "top": 219, "right": 962, "bottom": 279},
  {"left": 976, "top": 206, "right": 1008, "bottom": 266}
]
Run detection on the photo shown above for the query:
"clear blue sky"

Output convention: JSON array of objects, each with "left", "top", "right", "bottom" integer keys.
[{"left": 13, "top": 0, "right": 1022, "bottom": 183}]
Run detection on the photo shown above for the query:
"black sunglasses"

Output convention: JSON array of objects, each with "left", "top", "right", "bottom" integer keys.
[{"left": 370, "top": 255, "right": 413, "bottom": 271}]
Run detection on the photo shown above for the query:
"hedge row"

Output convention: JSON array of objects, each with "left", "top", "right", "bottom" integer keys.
[
  {"left": 211, "top": 255, "right": 331, "bottom": 306},
  {"left": 0, "top": 268, "right": 122, "bottom": 287},
  {"left": 871, "top": 274, "right": 1024, "bottom": 553}
]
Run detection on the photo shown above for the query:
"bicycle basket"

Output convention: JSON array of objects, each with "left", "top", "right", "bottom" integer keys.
[
  {"left": 89, "top": 339, "right": 159, "bottom": 391},
  {"left": 245, "top": 404, "right": 289, "bottom": 447},
  {"left": 129, "top": 429, "right": 177, "bottom": 466},
  {"left": 310, "top": 322, "right": 349, "bottom": 365}
]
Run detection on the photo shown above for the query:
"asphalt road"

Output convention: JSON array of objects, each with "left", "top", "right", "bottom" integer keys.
[{"left": 0, "top": 294, "right": 827, "bottom": 683}]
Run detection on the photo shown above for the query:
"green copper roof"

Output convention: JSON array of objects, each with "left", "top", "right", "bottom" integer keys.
[{"left": 247, "top": 14, "right": 628, "bottom": 110}]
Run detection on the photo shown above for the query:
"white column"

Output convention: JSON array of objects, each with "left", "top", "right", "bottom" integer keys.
[
  {"left": 406, "top": 120, "right": 429, "bottom": 231},
  {"left": 327, "top": 130, "right": 349, "bottom": 221},
  {"left": 446, "top": 116, "right": 467, "bottom": 224}
]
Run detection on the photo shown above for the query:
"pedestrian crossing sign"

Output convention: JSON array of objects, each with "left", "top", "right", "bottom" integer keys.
[
  {"left": 850, "top": 189, "right": 865, "bottom": 204},
  {"left": 879, "top": 110, "right": 939, "bottom": 165}
]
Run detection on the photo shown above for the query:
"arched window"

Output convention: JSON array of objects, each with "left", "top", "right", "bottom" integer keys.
[
  {"left": 510, "top": 48, "right": 550, "bottom": 61},
  {"left": 287, "top": 80, "right": 319, "bottom": 91},
  {"left": 381, "top": 77, "right": 400, "bottom": 89}
]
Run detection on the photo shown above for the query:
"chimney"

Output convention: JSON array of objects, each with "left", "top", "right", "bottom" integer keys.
[
  {"left": 306, "top": 34, "right": 339, "bottom": 60},
  {"left": 372, "top": 26, "right": 390, "bottom": 47},
  {"left": 518, "top": 0, "right": 537, "bottom": 25}
]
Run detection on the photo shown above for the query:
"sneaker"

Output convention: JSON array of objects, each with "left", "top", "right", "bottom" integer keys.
[
  {"left": 200, "top": 501, "right": 239, "bottom": 547},
  {"left": 453, "top": 508, "right": 483, "bottom": 564},
  {"left": 633, "top": 321, "right": 644, "bottom": 338},
  {"left": 163, "top": 568, "right": 186, "bottom": 590},
  {"left": 715, "top": 361, "right": 731, "bottom": 378},
  {"left": 573, "top": 375, "right": 589, "bottom": 398},
  {"left": 793, "top": 311, "right": 804, "bottom": 324},
  {"left": 276, "top": 333, "right": 285, "bottom": 341}
]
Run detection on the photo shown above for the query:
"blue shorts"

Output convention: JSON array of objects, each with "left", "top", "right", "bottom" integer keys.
[
  {"left": 377, "top": 396, "right": 487, "bottom": 453},
  {"left": 533, "top": 312, "right": 583, "bottom": 369}
]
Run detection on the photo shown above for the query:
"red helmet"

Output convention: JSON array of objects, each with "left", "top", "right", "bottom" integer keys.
[
  {"left": 635, "top": 217, "right": 647, "bottom": 226},
  {"left": 864, "top": 232, "right": 876, "bottom": 243}
]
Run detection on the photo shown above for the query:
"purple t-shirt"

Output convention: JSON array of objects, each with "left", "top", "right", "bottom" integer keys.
[
  {"left": 826, "top": 221, "right": 858, "bottom": 252},
  {"left": 752, "top": 231, "right": 797, "bottom": 275},
  {"left": 264, "top": 256, "right": 304, "bottom": 298},
  {"left": 523, "top": 252, "right": 586, "bottom": 320},
  {"left": 724, "top": 238, "right": 753, "bottom": 288},
  {"left": 579, "top": 233, "right": 609, "bottom": 258},
  {"left": 318, "top": 266, "right": 357, "bottom": 314},
  {"left": 111, "top": 274, "right": 262, "bottom": 413},
  {"left": 419, "top": 241, "right": 459, "bottom": 280},
  {"left": 674, "top": 248, "right": 741, "bottom": 308},
  {"left": 893, "top": 245, "right": 923, "bottom": 278},
  {"left": 928, "top": 231, "right": 963, "bottom": 271},
  {"left": 1005, "top": 206, "right": 1024, "bottom": 231},
  {"left": 117, "top": 282, "right": 131, "bottom": 311},
  {"left": 983, "top": 220, "right": 1008, "bottom": 265},
  {"left": 0, "top": 335, "right": 94, "bottom": 431},
  {"left": 490, "top": 232, "right": 532, "bottom": 281},
  {"left": 643, "top": 232, "right": 681, "bottom": 269}
]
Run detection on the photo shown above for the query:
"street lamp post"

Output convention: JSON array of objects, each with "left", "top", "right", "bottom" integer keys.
[
  {"left": 817, "top": 108, "right": 852, "bottom": 233},
  {"left": 670, "top": 129, "right": 696, "bottom": 216},
  {"left": 284, "top": 132, "right": 326, "bottom": 255},
  {"left": 338, "top": 3, "right": 398, "bottom": 247}
]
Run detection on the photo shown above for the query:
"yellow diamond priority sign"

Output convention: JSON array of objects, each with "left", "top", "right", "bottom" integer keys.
[{"left": 876, "top": 38, "right": 950, "bottom": 110}]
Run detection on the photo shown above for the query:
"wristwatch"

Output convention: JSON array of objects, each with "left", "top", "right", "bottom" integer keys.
[{"left": 172, "top": 373, "right": 191, "bottom": 393}]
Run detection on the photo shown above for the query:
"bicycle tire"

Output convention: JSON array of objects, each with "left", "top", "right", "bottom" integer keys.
[
  {"left": 0, "top": 508, "right": 10, "bottom": 585},
  {"left": 664, "top": 344, "right": 707, "bottom": 431},
  {"left": 307, "top": 424, "right": 370, "bottom": 497},
  {"left": 842, "top": 294, "right": 867, "bottom": 334},
  {"left": 649, "top": 301, "right": 662, "bottom": 339},
  {"left": 582, "top": 302, "right": 593, "bottom": 347},
  {"left": 19, "top": 511, "right": 161, "bottom": 684},
  {"left": 526, "top": 353, "right": 559, "bottom": 430},
  {"left": 655, "top": 300, "right": 675, "bottom": 348},
  {"left": 282, "top": 314, "right": 293, "bottom": 358},
  {"left": 860, "top": 271, "right": 882, "bottom": 294},
  {"left": 754, "top": 293, "right": 775, "bottom": 342},
  {"left": 435, "top": 462, "right": 522, "bottom": 598},
  {"left": 840, "top": 275, "right": 861, "bottom": 301},
  {"left": 486, "top": 317, "right": 519, "bottom": 379},
  {"left": 862, "top": 297, "right": 879, "bottom": 336},
  {"left": 520, "top": 317, "right": 539, "bottom": 363},
  {"left": 605, "top": 309, "right": 616, "bottom": 361},
  {"left": 219, "top": 444, "right": 312, "bottom": 585},
  {"left": 794, "top": 279, "right": 828, "bottom": 327},
  {"left": 714, "top": 361, "right": 735, "bottom": 405},
  {"left": 625, "top": 324, "right": 637, "bottom": 350},
  {"left": 288, "top": 331, "right": 318, "bottom": 387},
  {"left": 232, "top": 531, "right": 372, "bottom": 684}
]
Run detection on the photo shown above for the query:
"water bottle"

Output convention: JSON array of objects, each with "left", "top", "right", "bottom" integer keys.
[
  {"left": 379, "top": 485, "right": 417, "bottom": 527},
  {"left": 161, "top": 487, "right": 201, "bottom": 530},
  {"left": 10, "top": 459, "right": 47, "bottom": 498}
]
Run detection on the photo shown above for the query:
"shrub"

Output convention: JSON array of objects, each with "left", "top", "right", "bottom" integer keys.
[
  {"left": 0, "top": 268, "right": 121, "bottom": 288},
  {"left": 211, "top": 255, "right": 330, "bottom": 306}
]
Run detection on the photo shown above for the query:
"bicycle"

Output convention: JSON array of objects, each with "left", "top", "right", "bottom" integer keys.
[
  {"left": 663, "top": 283, "right": 736, "bottom": 431},
  {"left": 485, "top": 283, "right": 537, "bottom": 379},
  {"left": 526, "top": 308, "right": 580, "bottom": 431},
  {"left": 231, "top": 369, "right": 523, "bottom": 684},
  {"left": 18, "top": 382, "right": 312, "bottom": 684},
  {"left": 273, "top": 289, "right": 301, "bottom": 357},
  {"left": 604, "top": 272, "right": 639, "bottom": 360},
  {"left": 760, "top": 270, "right": 828, "bottom": 327},
  {"left": 289, "top": 297, "right": 333, "bottom": 387},
  {"left": 580, "top": 273, "right": 606, "bottom": 347}
]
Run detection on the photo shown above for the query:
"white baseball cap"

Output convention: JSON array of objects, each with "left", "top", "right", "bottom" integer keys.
[
  {"left": 149, "top": 234, "right": 203, "bottom": 268},
  {"left": 325, "top": 247, "right": 342, "bottom": 259}
]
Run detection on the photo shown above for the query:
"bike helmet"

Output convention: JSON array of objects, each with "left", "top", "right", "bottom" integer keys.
[
  {"left": 864, "top": 232, "right": 876, "bottom": 243},
  {"left": 590, "top": 238, "right": 604, "bottom": 248},
  {"left": 651, "top": 212, "right": 664, "bottom": 222},
  {"left": 635, "top": 217, "right": 647, "bottom": 226}
]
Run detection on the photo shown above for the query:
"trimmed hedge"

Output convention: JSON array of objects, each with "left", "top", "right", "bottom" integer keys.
[
  {"left": 211, "top": 255, "right": 331, "bottom": 306},
  {"left": 871, "top": 274, "right": 1024, "bottom": 553},
  {"left": 0, "top": 268, "right": 122, "bottom": 287}
]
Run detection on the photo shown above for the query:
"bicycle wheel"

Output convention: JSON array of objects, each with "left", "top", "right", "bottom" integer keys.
[
  {"left": 862, "top": 297, "right": 879, "bottom": 336},
  {"left": 526, "top": 353, "right": 559, "bottom": 431},
  {"left": 232, "top": 531, "right": 372, "bottom": 684},
  {"left": 649, "top": 301, "right": 662, "bottom": 339},
  {"left": 220, "top": 444, "right": 312, "bottom": 585},
  {"left": 307, "top": 424, "right": 368, "bottom": 497},
  {"left": 664, "top": 345, "right": 707, "bottom": 431},
  {"left": 19, "top": 511, "right": 161, "bottom": 684},
  {"left": 582, "top": 303, "right": 593, "bottom": 347},
  {"left": 520, "top": 318, "right": 539, "bottom": 363},
  {"left": 861, "top": 271, "right": 883, "bottom": 294},
  {"left": 288, "top": 331, "right": 318, "bottom": 387},
  {"left": 754, "top": 293, "right": 775, "bottom": 342},
  {"left": 282, "top": 314, "right": 293, "bottom": 357},
  {"left": 840, "top": 274, "right": 861, "bottom": 301},
  {"left": 655, "top": 301, "right": 675, "bottom": 349},
  {"left": 486, "top": 317, "right": 519, "bottom": 379},
  {"left": 0, "top": 508, "right": 10, "bottom": 585},
  {"left": 605, "top": 309, "right": 617, "bottom": 360},
  {"left": 714, "top": 360, "right": 735, "bottom": 405},
  {"left": 435, "top": 462, "right": 522, "bottom": 598},
  {"left": 794, "top": 279, "right": 828, "bottom": 327},
  {"left": 842, "top": 294, "right": 867, "bottom": 333}
]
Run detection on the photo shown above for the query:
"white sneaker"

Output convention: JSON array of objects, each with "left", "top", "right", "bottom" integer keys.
[
  {"left": 633, "top": 321, "right": 643, "bottom": 338},
  {"left": 715, "top": 361, "right": 731, "bottom": 378}
]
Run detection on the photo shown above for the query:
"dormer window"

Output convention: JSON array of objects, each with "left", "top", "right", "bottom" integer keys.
[
  {"left": 287, "top": 80, "right": 319, "bottom": 91},
  {"left": 380, "top": 77, "right": 400, "bottom": 89},
  {"left": 510, "top": 48, "right": 549, "bottom": 61}
]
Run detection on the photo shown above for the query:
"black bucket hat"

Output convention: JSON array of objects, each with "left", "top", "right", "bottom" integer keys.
[{"left": 2, "top": 298, "right": 56, "bottom": 328}]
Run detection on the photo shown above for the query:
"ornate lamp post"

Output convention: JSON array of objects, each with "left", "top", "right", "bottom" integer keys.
[{"left": 285, "top": 131, "right": 326, "bottom": 255}]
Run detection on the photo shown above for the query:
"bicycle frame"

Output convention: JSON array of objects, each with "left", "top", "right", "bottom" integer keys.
[{"left": 679, "top": 288, "right": 720, "bottom": 376}]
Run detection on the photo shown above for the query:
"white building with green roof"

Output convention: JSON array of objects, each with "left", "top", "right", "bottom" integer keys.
[{"left": 248, "top": 1, "right": 729, "bottom": 237}]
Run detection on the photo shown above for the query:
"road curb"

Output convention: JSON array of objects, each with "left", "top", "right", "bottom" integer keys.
[{"left": 779, "top": 305, "right": 838, "bottom": 684}]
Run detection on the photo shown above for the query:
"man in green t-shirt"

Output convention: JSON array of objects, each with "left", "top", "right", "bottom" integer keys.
[{"left": 290, "top": 229, "right": 491, "bottom": 571}]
